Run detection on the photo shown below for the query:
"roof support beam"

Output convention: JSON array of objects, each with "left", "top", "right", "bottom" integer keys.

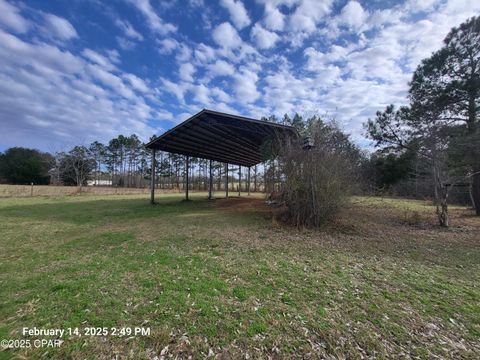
[
  {"left": 157, "top": 143, "right": 256, "bottom": 167},
  {"left": 180, "top": 123, "right": 260, "bottom": 158},
  {"left": 146, "top": 109, "right": 296, "bottom": 168},
  {"left": 158, "top": 135, "right": 261, "bottom": 164},
  {"left": 172, "top": 129, "right": 255, "bottom": 163},
  {"left": 199, "top": 114, "right": 265, "bottom": 149},
  {"left": 202, "top": 114, "right": 273, "bottom": 137}
]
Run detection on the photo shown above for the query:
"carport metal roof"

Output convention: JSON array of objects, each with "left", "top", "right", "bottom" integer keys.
[{"left": 146, "top": 109, "right": 296, "bottom": 167}]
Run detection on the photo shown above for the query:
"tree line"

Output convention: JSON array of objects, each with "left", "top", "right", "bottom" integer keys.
[
  {"left": 0, "top": 16, "right": 477, "bottom": 226},
  {"left": 0, "top": 115, "right": 354, "bottom": 195},
  {"left": 0, "top": 108, "right": 475, "bottom": 228},
  {"left": 0, "top": 135, "right": 269, "bottom": 192}
]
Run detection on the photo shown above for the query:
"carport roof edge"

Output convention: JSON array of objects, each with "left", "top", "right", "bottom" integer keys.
[{"left": 146, "top": 109, "right": 297, "bottom": 167}]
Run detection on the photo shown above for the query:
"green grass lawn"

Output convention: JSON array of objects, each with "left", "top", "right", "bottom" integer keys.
[{"left": 0, "top": 193, "right": 479, "bottom": 359}]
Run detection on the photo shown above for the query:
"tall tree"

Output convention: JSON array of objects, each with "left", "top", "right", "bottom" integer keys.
[
  {"left": 291, "top": 113, "right": 305, "bottom": 134},
  {"left": 366, "top": 105, "right": 452, "bottom": 226},
  {"left": 409, "top": 16, "right": 480, "bottom": 214},
  {"left": 368, "top": 148, "right": 417, "bottom": 192},
  {"left": 58, "top": 146, "right": 95, "bottom": 188},
  {"left": 106, "top": 137, "right": 120, "bottom": 185},
  {"left": 89, "top": 141, "right": 105, "bottom": 186},
  {"left": 0, "top": 147, "right": 53, "bottom": 185}
]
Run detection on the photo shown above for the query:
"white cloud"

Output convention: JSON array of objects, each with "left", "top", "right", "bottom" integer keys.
[
  {"left": 123, "top": 73, "right": 149, "bottom": 92},
  {"left": 188, "top": 0, "right": 205, "bottom": 7},
  {"left": 303, "top": 48, "right": 343, "bottom": 86},
  {"left": 404, "top": 0, "right": 440, "bottom": 14},
  {"left": 367, "top": 8, "right": 400, "bottom": 29},
  {"left": 126, "top": 0, "right": 176, "bottom": 35},
  {"left": 212, "top": 22, "right": 243, "bottom": 48},
  {"left": 42, "top": 14, "right": 78, "bottom": 40},
  {"left": 207, "top": 60, "right": 235, "bottom": 77},
  {"left": 179, "top": 63, "right": 195, "bottom": 82},
  {"left": 115, "top": 19, "right": 143, "bottom": 41},
  {"left": 0, "top": 30, "right": 83, "bottom": 75},
  {"left": 0, "top": 30, "right": 155, "bottom": 149},
  {"left": 154, "top": 109, "right": 173, "bottom": 122},
  {"left": 116, "top": 36, "right": 136, "bottom": 50},
  {"left": 2, "top": 0, "right": 480, "bottom": 151},
  {"left": 263, "top": 4, "right": 285, "bottom": 31},
  {"left": 220, "top": 0, "right": 251, "bottom": 29},
  {"left": 211, "top": 87, "right": 231, "bottom": 102},
  {"left": 81, "top": 49, "right": 117, "bottom": 71},
  {"left": 194, "top": 43, "right": 216, "bottom": 64},
  {"left": 158, "top": 38, "right": 178, "bottom": 54},
  {"left": 216, "top": 42, "right": 257, "bottom": 64},
  {"left": 256, "top": 0, "right": 480, "bottom": 145},
  {"left": 87, "top": 64, "right": 136, "bottom": 100},
  {"left": 161, "top": 78, "right": 190, "bottom": 102},
  {"left": 263, "top": 68, "right": 314, "bottom": 112},
  {"left": 289, "top": 0, "right": 333, "bottom": 33},
  {"left": 232, "top": 67, "right": 260, "bottom": 103},
  {"left": 251, "top": 23, "right": 279, "bottom": 49},
  {"left": 175, "top": 43, "right": 192, "bottom": 62},
  {"left": 338, "top": 1, "right": 368, "bottom": 31},
  {"left": 441, "top": 0, "right": 480, "bottom": 15},
  {"left": 0, "top": 0, "right": 29, "bottom": 33},
  {"left": 192, "top": 83, "right": 211, "bottom": 104},
  {"left": 107, "top": 49, "right": 120, "bottom": 63}
]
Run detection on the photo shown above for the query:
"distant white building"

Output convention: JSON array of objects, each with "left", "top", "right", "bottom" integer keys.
[{"left": 87, "top": 179, "right": 112, "bottom": 186}]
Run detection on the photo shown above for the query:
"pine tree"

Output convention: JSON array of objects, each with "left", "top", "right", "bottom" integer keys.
[
  {"left": 291, "top": 113, "right": 305, "bottom": 133},
  {"left": 409, "top": 16, "right": 480, "bottom": 214}
]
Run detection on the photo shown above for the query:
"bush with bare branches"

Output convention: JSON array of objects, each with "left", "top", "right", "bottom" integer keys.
[{"left": 276, "top": 120, "right": 360, "bottom": 227}]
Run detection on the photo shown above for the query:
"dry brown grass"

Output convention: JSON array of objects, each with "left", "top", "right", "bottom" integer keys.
[{"left": 0, "top": 184, "right": 186, "bottom": 198}]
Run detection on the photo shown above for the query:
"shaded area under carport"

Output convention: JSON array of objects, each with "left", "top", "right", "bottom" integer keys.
[{"left": 145, "top": 109, "right": 296, "bottom": 203}]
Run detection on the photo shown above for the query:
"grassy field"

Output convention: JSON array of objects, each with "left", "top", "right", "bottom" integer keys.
[
  {"left": 0, "top": 184, "right": 253, "bottom": 198},
  {"left": 0, "top": 193, "right": 479, "bottom": 359},
  {"left": 0, "top": 184, "right": 155, "bottom": 197}
]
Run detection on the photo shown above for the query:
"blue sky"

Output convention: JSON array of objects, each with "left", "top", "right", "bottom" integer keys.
[{"left": 0, "top": 0, "right": 478, "bottom": 152}]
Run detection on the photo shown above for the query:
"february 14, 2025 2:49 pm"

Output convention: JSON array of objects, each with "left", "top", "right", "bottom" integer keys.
[{"left": 1, "top": 326, "right": 151, "bottom": 350}]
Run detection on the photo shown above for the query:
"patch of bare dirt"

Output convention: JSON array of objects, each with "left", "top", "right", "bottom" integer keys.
[{"left": 212, "top": 197, "right": 268, "bottom": 212}]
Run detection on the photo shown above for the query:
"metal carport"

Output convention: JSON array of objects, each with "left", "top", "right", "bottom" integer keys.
[{"left": 145, "top": 109, "right": 296, "bottom": 203}]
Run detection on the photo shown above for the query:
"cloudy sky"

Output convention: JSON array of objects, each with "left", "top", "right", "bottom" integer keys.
[{"left": 0, "top": 0, "right": 479, "bottom": 151}]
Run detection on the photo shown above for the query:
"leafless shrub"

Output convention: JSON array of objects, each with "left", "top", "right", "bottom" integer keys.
[{"left": 275, "top": 121, "right": 359, "bottom": 227}]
